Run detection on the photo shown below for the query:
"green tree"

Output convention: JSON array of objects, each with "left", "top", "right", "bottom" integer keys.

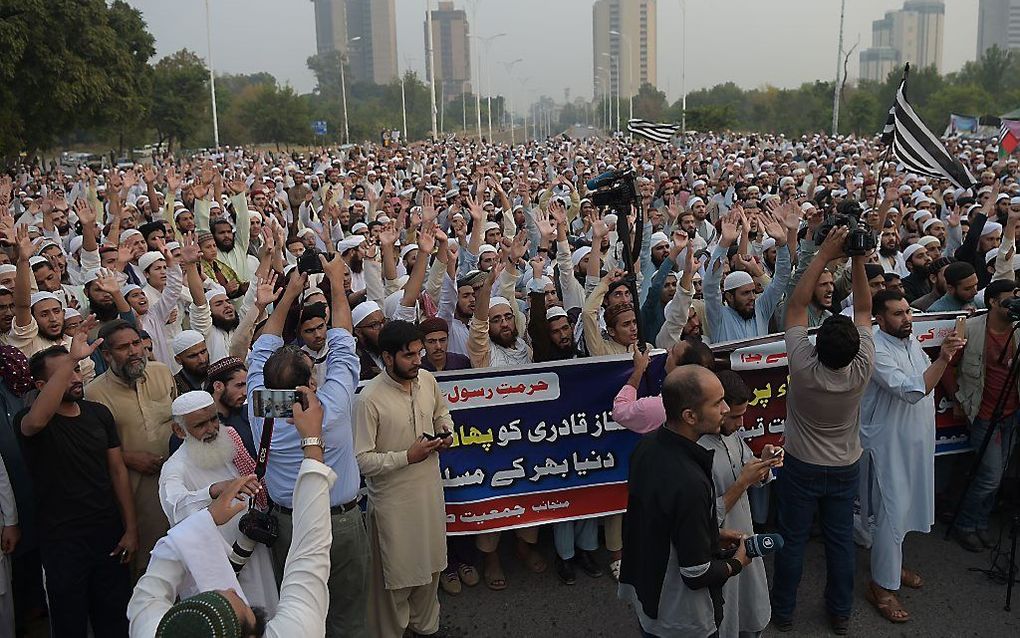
[
  {"left": 307, "top": 50, "right": 343, "bottom": 99},
  {"left": 149, "top": 50, "right": 209, "bottom": 151},
  {"left": 632, "top": 83, "right": 668, "bottom": 122},
  {"left": 0, "top": 0, "right": 156, "bottom": 161},
  {"left": 237, "top": 83, "right": 312, "bottom": 149},
  {"left": 961, "top": 45, "right": 1012, "bottom": 97}
]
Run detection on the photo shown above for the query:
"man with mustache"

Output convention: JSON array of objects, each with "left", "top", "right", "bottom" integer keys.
[{"left": 86, "top": 319, "right": 177, "bottom": 579}]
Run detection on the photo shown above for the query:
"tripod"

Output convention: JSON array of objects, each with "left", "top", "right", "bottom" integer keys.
[{"left": 946, "top": 320, "right": 1020, "bottom": 610}]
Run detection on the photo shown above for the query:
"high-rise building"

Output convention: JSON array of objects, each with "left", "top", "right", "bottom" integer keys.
[
  {"left": 592, "top": 0, "right": 657, "bottom": 101},
  {"left": 311, "top": 0, "right": 398, "bottom": 85},
  {"left": 977, "top": 0, "right": 1020, "bottom": 57},
  {"left": 859, "top": 1, "right": 944, "bottom": 82},
  {"left": 425, "top": 1, "right": 472, "bottom": 99}
]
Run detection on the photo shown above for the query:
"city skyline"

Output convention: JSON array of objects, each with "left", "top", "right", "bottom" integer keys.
[
  {"left": 860, "top": 0, "right": 945, "bottom": 82},
  {"left": 127, "top": 0, "right": 981, "bottom": 107}
]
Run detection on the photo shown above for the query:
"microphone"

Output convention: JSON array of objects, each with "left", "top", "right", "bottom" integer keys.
[
  {"left": 744, "top": 533, "right": 784, "bottom": 558},
  {"left": 586, "top": 170, "right": 619, "bottom": 191}
]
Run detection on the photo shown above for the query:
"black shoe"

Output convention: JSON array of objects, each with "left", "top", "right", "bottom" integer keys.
[
  {"left": 575, "top": 550, "right": 604, "bottom": 578},
  {"left": 555, "top": 556, "right": 576, "bottom": 585},
  {"left": 828, "top": 614, "right": 850, "bottom": 635},
  {"left": 952, "top": 527, "right": 985, "bottom": 553},
  {"left": 976, "top": 528, "right": 996, "bottom": 548},
  {"left": 772, "top": 616, "right": 793, "bottom": 632}
]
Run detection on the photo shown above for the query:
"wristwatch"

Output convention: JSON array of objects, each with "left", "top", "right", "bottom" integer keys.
[{"left": 300, "top": 436, "right": 325, "bottom": 450}]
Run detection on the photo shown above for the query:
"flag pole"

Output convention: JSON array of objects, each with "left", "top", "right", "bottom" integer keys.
[{"left": 872, "top": 64, "right": 909, "bottom": 213}]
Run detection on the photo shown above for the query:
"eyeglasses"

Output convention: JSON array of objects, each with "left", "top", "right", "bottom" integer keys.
[{"left": 361, "top": 320, "right": 385, "bottom": 330}]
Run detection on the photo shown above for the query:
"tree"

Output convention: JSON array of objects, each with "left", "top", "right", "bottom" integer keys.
[
  {"left": 237, "top": 83, "right": 312, "bottom": 149},
  {"left": 149, "top": 50, "right": 209, "bottom": 151},
  {"left": 632, "top": 83, "right": 668, "bottom": 122},
  {"left": 0, "top": 0, "right": 156, "bottom": 161},
  {"left": 307, "top": 50, "right": 343, "bottom": 99}
]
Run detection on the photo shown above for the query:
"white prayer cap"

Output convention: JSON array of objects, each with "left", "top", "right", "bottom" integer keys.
[
  {"left": 779, "top": 176, "right": 795, "bottom": 188},
  {"left": 985, "top": 247, "right": 1001, "bottom": 264},
  {"left": 800, "top": 201, "right": 817, "bottom": 213},
  {"left": 0, "top": 264, "right": 16, "bottom": 276},
  {"left": 29, "top": 291, "right": 61, "bottom": 307},
  {"left": 982, "top": 221, "right": 1003, "bottom": 237},
  {"left": 248, "top": 210, "right": 263, "bottom": 221},
  {"left": 297, "top": 228, "right": 316, "bottom": 239},
  {"left": 337, "top": 235, "right": 366, "bottom": 253},
  {"left": 81, "top": 268, "right": 102, "bottom": 285},
  {"left": 172, "top": 330, "right": 206, "bottom": 356},
  {"left": 692, "top": 179, "right": 706, "bottom": 188},
  {"left": 532, "top": 276, "right": 552, "bottom": 289},
  {"left": 546, "top": 305, "right": 568, "bottom": 321},
  {"left": 478, "top": 243, "right": 498, "bottom": 256},
  {"left": 120, "top": 284, "right": 141, "bottom": 297},
  {"left": 63, "top": 308, "right": 81, "bottom": 320},
  {"left": 165, "top": 241, "right": 181, "bottom": 251},
  {"left": 488, "top": 296, "right": 512, "bottom": 311},
  {"left": 723, "top": 271, "right": 754, "bottom": 292},
  {"left": 688, "top": 196, "right": 705, "bottom": 208},
  {"left": 761, "top": 237, "right": 777, "bottom": 252},
  {"left": 68, "top": 235, "right": 84, "bottom": 255},
  {"left": 603, "top": 213, "right": 618, "bottom": 226},
  {"left": 997, "top": 193, "right": 1011, "bottom": 202},
  {"left": 912, "top": 211, "right": 931, "bottom": 222},
  {"left": 650, "top": 232, "right": 669, "bottom": 249},
  {"left": 571, "top": 246, "right": 591, "bottom": 268},
  {"left": 119, "top": 229, "right": 142, "bottom": 243},
  {"left": 28, "top": 256, "right": 48, "bottom": 268},
  {"left": 171, "top": 390, "right": 215, "bottom": 417},
  {"left": 207, "top": 286, "right": 228, "bottom": 302},
  {"left": 483, "top": 221, "right": 500, "bottom": 233},
  {"left": 138, "top": 251, "right": 165, "bottom": 272},
  {"left": 902, "top": 243, "right": 926, "bottom": 262},
  {"left": 351, "top": 222, "right": 369, "bottom": 234},
  {"left": 400, "top": 243, "right": 419, "bottom": 259},
  {"left": 922, "top": 218, "right": 944, "bottom": 232},
  {"left": 917, "top": 235, "right": 940, "bottom": 248},
  {"left": 1012, "top": 197, "right": 1020, "bottom": 206},
  {"left": 35, "top": 239, "right": 59, "bottom": 254},
  {"left": 351, "top": 301, "right": 382, "bottom": 327}
]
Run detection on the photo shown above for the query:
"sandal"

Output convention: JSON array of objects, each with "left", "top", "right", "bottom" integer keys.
[
  {"left": 516, "top": 543, "right": 548, "bottom": 574},
  {"left": 458, "top": 563, "right": 480, "bottom": 587},
  {"left": 609, "top": 559, "right": 622, "bottom": 581},
  {"left": 864, "top": 581, "right": 910, "bottom": 624},
  {"left": 439, "top": 569, "right": 462, "bottom": 595},
  {"left": 483, "top": 553, "right": 507, "bottom": 591},
  {"left": 900, "top": 568, "right": 924, "bottom": 589}
]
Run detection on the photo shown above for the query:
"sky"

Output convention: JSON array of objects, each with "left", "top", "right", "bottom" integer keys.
[{"left": 126, "top": 0, "right": 979, "bottom": 108}]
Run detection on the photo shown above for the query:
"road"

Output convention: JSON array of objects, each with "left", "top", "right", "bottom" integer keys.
[{"left": 439, "top": 517, "right": 1020, "bottom": 637}]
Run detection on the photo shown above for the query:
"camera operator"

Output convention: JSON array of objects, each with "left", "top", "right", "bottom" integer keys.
[
  {"left": 129, "top": 390, "right": 335, "bottom": 637},
  {"left": 947, "top": 279, "right": 1020, "bottom": 552},
  {"left": 771, "top": 226, "right": 875, "bottom": 635},
  {"left": 157, "top": 390, "right": 277, "bottom": 614}
]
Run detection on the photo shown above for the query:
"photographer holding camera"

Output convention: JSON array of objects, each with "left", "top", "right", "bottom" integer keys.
[{"left": 157, "top": 390, "right": 278, "bottom": 615}]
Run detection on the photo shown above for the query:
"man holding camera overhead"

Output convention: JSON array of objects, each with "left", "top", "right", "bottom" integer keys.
[{"left": 247, "top": 252, "right": 368, "bottom": 637}]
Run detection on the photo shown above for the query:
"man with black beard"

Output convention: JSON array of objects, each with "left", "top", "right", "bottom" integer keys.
[
  {"left": 527, "top": 273, "right": 577, "bottom": 363},
  {"left": 900, "top": 244, "right": 933, "bottom": 302},
  {"left": 0, "top": 288, "right": 14, "bottom": 338},
  {"left": 877, "top": 222, "right": 903, "bottom": 274},
  {"left": 86, "top": 319, "right": 177, "bottom": 579},
  {"left": 205, "top": 356, "right": 256, "bottom": 460},
  {"left": 188, "top": 285, "right": 240, "bottom": 364},
  {"left": 83, "top": 269, "right": 133, "bottom": 325},
  {"left": 338, "top": 235, "right": 367, "bottom": 293},
  {"left": 352, "top": 301, "right": 385, "bottom": 381},
  {"left": 437, "top": 267, "right": 485, "bottom": 358}
]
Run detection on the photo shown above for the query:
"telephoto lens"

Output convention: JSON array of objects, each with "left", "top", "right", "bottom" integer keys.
[{"left": 228, "top": 535, "right": 257, "bottom": 574}]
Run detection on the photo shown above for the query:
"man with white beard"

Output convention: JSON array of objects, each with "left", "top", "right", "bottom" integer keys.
[{"left": 157, "top": 391, "right": 279, "bottom": 615}]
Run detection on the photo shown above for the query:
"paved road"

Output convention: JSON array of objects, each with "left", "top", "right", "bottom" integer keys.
[{"left": 439, "top": 517, "right": 1020, "bottom": 637}]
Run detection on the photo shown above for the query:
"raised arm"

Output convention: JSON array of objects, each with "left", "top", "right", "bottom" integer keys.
[{"left": 786, "top": 227, "right": 847, "bottom": 330}]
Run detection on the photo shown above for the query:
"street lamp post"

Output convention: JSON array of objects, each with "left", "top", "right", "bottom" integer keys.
[
  {"left": 204, "top": 0, "right": 219, "bottom": 148},
  {"left": 426, "top": 0, "right": 439, "bottom": 140},
  {"left": 609, "top": 30, "right": 633, "bottom": 124},
  {"left": 340, "top": 36, "right": 361, "bottom": 145},
  {"left": 501, "top": 58, "right": 523, "bottom": 146},
  {"left": 470, "top": 32, "right": 506, "bottom": 142},
  {"left": 680, "top": 0, "right": 687, "bottom": 134}
]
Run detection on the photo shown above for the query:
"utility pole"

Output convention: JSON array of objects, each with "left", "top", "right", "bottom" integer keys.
[
  {"left": 426, "top": 0, "right": 439, "bottom": 140},
  {"left": 832, "top": 0, "right": 846, "bottom": 135},
  {"left": 204, "top": 0, "right": 219, "bottom": 148}
]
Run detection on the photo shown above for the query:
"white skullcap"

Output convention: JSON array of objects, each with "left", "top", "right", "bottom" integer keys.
[
  {"left": 207, "top": 286, "right": 228, "bottom": 301},
  {"left": 546, "top": 305, "right": 568, "bottom": 321},
  {"left": 483, "top": 221, "right": 501, "bottom": 233},
  {"left": 902, "top": 243, "right": 926, "bottom": 262},
  {"left": 81, "top": 268, "right": 102, "bottom": 285},
  {"left": 35, "top": 239, "right": 59, "bottom": 255},
  {"left": 120, "top": 284, "right": 141, "bottom": 297},
  {"left": 985, "top": 247, "right": 1001, "bottom": 263},
  {"left": 351, "top": 301, "right": 381, "bottom": 327},
  {"left": 337, "top": 235, "right": 366, "bottom": 252},
  {"left": 68, "top": 236, "right": 84, "bottom": 255},
  {"left": 922, "top": 218, "right": 944, "bottom": 232},
  {"left": 761, "top": 237, "right": 777, "bottom": 252},
  {"left": 982, "top": 221, "right": 1003, "bottom": 237},
  {"left": 63, "top": 308, "right": 81, "bottom": 320},
  {"left": 997, "top": 193, "right": 1011, "bottom": 202},
  {"left": 119, "top": 229, "right": 142, "bottom": 243},
  {"left": 800, "top": 202, "right": 817, "bottom": 213},
  {"left": 723, "top": 271, "right": 754, "bottom": 292},
  {"left": 650, "top": 232, "right": 669, "bottom": 249},
  {"left": 692, "top": 179, "right": 706, "bottom": 188},
  {"left": 0, "top": 264, "right": 15, "bottom": 275},
  {"left": 571, "top": 246, "right": 591, "bottom": 268},
  {"left": 688, "top": 196, "right": 705, "bottom": 208},
  {"left": 297, "top": 228, "right": 316, "bottom": 238},
  {"left": 917, "top": 235, "right": 940, "bottom": 248},
  {"left": 1012, "top": 197, "right": 1020, "bottom": 206},
  {"left": 488, "top": 296, "right": 513, "bottom": 311},
  {"left": 138, "top": 251, "right": 165, "bottom": 272},
  {"left": 478, "top": 243, "right": 498, "bottom": 256},
  {"left": 172, "top": 330, "right": 206, "bottom": 356},
  {"left": 603, "top": 213, "right": 618, "bottom": 226},
  {"left": 912, "top": 211, "right": 931, "bottom": 222},
  {"left": 351, "top": 222, "right": 368, "bottom": 233},
  {"left": 400, "top": 243, "right": 419, "bottom": 259},
  {"left": 29, "top": 291, "right": 61, "bottom": 307},
  {"left": 248, "top": 210, "right": 263, "bottom": 222},
  {"left": 165, "top": 241, "right": 181, "bottom": 251},
  {"left": 532, "top": 276, "right": 552, "bottom": 289},
  {"left": 28, "top": 256, "right": 48, "bottom": 268},
  {"left": 171, "top": 390, "right": 215, "bottom": 417}
]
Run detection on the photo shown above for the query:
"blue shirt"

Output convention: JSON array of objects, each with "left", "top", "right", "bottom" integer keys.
[
  {"left": 248, "top": 329, "right": 361, "bottom": 508},
  {"left": 704, "top": 242, "right": 791, "bottom": 343}
]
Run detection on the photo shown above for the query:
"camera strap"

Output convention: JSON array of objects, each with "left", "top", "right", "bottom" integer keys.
[{"left": 249, "top": 417, "right": 275, "bottom": 511}]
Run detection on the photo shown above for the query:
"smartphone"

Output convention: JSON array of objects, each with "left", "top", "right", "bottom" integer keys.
[
  {"left": 955, "top": 316, "right": 967, "bottom": 340},
  {"left": 423, "top": 430, "right": 453, "bottom": 441},
  {"left": 251, "top": 389, "right": 306, "bottom": 419}
]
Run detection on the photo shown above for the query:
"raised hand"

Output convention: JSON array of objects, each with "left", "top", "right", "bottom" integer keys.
[
  {"left": 255, "top": 271, "right": 280, "bottom": 311},
  {"left": 166, "top": 166, "right": 181, "bottom": 193},
  {"left": 508, "top": 230, "right": 530, "bottom": 262},
  {"left": 14, "top": 225, "right": 33, "bottom": 260},
  {"left": 719, "top": 214, "right": 740, "bottom": 247},
  {"left": 378, "top": 222, "right": 399, "bottom": 247},
  {"left": 548, "top": 199, "right": 567, "bottom": 227},
  {"left": 319, "top": 250, "right": 348, "bottom": 285},
  {"left": 69, "top": 315, "right": 102, "bottom": 361},
  {"left": 417, "top": 222, "right": 437, "bottom": 255},
  {"left": 421, "top": 192, "right": 437, "bottom": 223},
  {"left": 179, "top": 232, "right": 201, "bottom": 265}
]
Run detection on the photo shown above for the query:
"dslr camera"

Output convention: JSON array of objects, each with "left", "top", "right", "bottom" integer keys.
[
  {"left": 813, "top": 199, "right": 876, "bottom": 257},
  {"left": 229, "top": 508, "right": 280, "bottom": 574}
]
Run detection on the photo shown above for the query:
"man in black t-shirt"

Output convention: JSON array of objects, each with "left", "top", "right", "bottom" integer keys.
[{"left": 17, "top": 320, "right": 137, "bottom": 637}]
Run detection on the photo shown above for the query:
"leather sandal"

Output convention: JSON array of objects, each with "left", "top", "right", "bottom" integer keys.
[
  {"left": 864, "top": 581, "right": 910, "bottom": 624},
  {"left": 900, "top": 568, "right": 923, "bottom": 589}
]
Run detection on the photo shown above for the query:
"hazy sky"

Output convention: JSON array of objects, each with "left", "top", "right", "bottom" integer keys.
[{"left": 127, "top": 0, "right": 978, "bottom": 107}]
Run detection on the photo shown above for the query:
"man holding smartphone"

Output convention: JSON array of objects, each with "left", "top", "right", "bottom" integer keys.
[{"left": 355, "top": 320, "right": 454, "bottom": 638}]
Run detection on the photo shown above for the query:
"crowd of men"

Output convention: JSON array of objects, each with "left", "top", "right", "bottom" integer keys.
[{"left": 0, "top": 129, "right": 1015, "bottom": 637}]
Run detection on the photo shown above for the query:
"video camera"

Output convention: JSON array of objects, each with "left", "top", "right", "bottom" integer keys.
[
  {"left": 1002, "top": 297, "right": 1020, "bottom": 322},
  {"left": 586, "top": 169, "right": 638, "bottom": 209},
  {"left": 813, "top": 199, "right": 876, "bottom": 257}
]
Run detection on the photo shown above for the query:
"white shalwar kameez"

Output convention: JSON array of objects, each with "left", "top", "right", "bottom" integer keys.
[{"left": 860, "top": 328, "right": 936, "bottom": 590}]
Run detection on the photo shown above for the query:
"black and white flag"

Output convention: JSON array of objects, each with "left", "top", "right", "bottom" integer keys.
[
  {"left": 882, "top": 64, "right": 976, "bottom": 189},
  {"left": 627, "top": 119, "right": 680, "bottom": 144}
]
